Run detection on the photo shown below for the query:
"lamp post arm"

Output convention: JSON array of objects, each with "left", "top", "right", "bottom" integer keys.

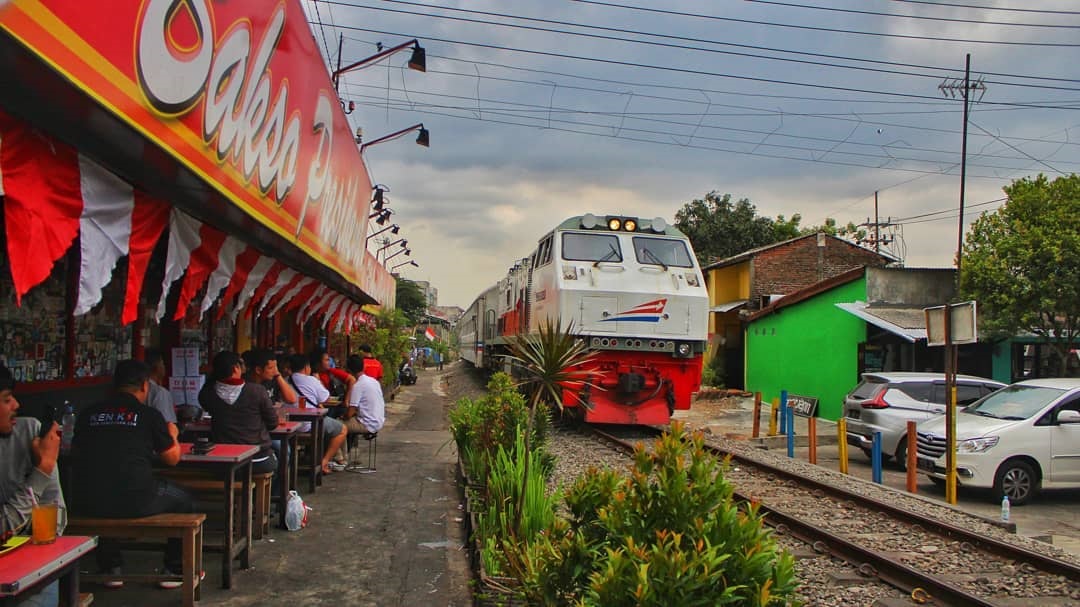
[
  {"left": 333, "top": 39, "right": 419, "bottom": 89},
  {"left": 366, "top": 224, "right": 399, "bottom": 243},
  {"left": 360, "top": 123, "right": 425, "bottom": 153}
]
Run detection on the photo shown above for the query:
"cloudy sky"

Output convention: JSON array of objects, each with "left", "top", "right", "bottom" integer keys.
[{"left": 304, "top": 0, "right": 1080, "bottom": 308}]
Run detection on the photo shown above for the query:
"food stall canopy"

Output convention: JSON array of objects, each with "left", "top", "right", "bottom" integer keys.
[{"left": 0, "top": 0, "right": 395, "bottom": 307}]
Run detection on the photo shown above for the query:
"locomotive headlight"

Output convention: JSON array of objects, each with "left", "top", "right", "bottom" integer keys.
[
  {"left": 607, "top": 217, "right": 622, "bottom": 231},
  {"left": 624, "top": 219, "right": 637, "bottom": 232},
  {"left": 676, "top": 343, "right": 692, "bottom": 357},
  {"left": 684, "top": 273, "right": 700, "bottom": 287},
  {"left": 562, "top": 266, "right": 578, "bottom": 280}
]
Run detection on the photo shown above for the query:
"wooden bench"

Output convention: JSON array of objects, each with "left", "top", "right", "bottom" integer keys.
[
  {"left": 65, "top": 513, "right": 206, "bottom": 607},
  {"left": 160, "top": 470, "right": 273, "bottom": 539}
]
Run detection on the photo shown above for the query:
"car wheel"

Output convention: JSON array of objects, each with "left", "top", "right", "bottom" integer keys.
[
  {"left": 994, "top": 460, "right": 1038, "bottom": 506},
  {"left": 928, "top": 476, "right": 946, "bottom": 487},
  {"left": 893, "top": 440, "right": 908, "bottom": 471}
]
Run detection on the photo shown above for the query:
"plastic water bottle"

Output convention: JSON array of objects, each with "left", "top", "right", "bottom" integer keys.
[
  {"left": 60, "top": 401, "right": 75, "bottom": 453},
  {"left": 1000, "top": 495, "right": 1011, "bottom": 523}
]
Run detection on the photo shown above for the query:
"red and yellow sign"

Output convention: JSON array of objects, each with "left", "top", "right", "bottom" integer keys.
[{"left": 0, "top": 0, "right": 377, "bottom": 292}]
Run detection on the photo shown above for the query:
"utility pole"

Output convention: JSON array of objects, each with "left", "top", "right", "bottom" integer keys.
[
  {"left": 857, "top": 191, "right": 894, "bottom": 254},
  {"left": 935, "top": 54, "right": 986, "bottom": 505}
]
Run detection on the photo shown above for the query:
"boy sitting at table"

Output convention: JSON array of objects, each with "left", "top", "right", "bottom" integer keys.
[
  {"left": 198, "top": 351, "right": 278, "bottom": 476},
  {"left": 0, "top": 364, "right": 66, "bottom": 607},
  {"left": 288, "top": 354, "right": 348, "bottom": 474},
  {"left": 71, "top": 360, "right": 194, "bottom": 590}
]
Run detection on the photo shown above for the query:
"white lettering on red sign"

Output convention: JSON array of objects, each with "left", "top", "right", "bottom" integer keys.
[{"left": 135, "top": 0, "right": 365, "bottom": 268}]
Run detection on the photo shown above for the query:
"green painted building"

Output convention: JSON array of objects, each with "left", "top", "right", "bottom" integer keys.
[{"left": 745, "top": 268, "right": 867, "bottom": 420}]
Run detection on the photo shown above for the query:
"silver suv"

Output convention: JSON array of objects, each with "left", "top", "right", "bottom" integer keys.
[{"left": 844, "top": 372, "right": 1005, "bottom": 468}]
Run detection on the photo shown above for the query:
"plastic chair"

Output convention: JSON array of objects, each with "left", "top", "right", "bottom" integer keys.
[{"left": 345, "top": 431, "right": 377, "bottom": 473}]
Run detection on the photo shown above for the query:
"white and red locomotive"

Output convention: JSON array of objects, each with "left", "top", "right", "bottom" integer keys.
[{"left": 457, "top": 213, "right": 708, "bottom": 425}]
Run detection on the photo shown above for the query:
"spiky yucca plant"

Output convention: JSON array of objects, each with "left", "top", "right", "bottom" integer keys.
[{"left": 504, "top": 318, "right": 599, "bottom": 537}]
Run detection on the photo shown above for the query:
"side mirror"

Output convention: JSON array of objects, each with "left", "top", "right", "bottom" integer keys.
[{"left": 1057, "top": 410, "right": 1080, "bottom": 424}]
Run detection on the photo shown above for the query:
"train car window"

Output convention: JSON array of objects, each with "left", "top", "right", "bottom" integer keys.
[
  {"left": 632, "top": 236, "right": 694, "bottom": 268},
  {"left": 541, "top": 236, "right": 553, "bottom": 265},
  {"left": 561, "top": 232, "right": 622, "bottom": 262}
]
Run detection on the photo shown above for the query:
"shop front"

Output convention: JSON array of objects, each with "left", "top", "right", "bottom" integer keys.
[{"left": 0, "top": 0, "right": 395, "bottom": 411}]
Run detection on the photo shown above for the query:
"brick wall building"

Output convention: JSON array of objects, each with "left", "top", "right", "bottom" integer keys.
[{"left": 746, "top": 233, "right": 892, "bottom": 311}]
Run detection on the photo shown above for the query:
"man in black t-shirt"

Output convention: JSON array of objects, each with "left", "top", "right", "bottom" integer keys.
[{"left": 72, "top": 360, "right": 194, "bottom": 588}]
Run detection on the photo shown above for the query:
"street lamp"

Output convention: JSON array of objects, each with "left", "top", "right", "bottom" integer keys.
[
  {"left": 366, "top": 224, "right": 400, "bottom": 243},
  {"left": 360, "top": 123, "right": 429, "bottom": 153},
  {"left": 332, "top": 37, "right": 425, "bottom": 90},
  {"left": 391, "top": 260, "right": 419, "bottom": 272},
  {"left": 369, "top": 207, "right": 393, "bottom": 225},
  {"left": 376, "top": 238, "right": 407, "bottom": 254},
  {"left": 384, "top": 248, "right": 411, "bottom": 264}
]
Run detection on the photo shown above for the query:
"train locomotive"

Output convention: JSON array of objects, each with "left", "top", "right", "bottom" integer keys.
[{"left": 456, "top": 213, "right": 708, "bottom": 425}]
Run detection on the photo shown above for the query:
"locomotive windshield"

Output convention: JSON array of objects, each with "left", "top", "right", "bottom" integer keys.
[
  {"left": 632, "top": 236, "right": 694, "bottom": 268},
  {"left": 561, "top": 232, "right": 622, "bottom": 262}
]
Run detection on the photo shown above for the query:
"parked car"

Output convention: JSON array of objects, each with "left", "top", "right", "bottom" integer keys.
[
  {"left": 915, "top": 378, "right": 1080, "bottom": 505},
  {"left": 843, "top": 372, "right": 1005, "bottom": 469}
]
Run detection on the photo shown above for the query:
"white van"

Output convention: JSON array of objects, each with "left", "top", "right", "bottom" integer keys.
[{"left": 915, "top": 378, "right": 1080, "bottom": 505}]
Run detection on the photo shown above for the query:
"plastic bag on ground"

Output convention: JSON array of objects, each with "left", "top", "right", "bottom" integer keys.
[{"left": 285, "top": 490, "right": 310, "bottom": 531}]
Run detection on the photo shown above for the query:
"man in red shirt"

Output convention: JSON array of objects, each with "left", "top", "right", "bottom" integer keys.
[{"left": 358, "top": 344, "right": 383, "bottom": 383}]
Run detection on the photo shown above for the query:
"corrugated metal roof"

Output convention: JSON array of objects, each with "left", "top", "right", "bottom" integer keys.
[
  {"left": 710, "top": 299, "right": 749, "bottom": 313},
  {"left": 835, "top": 302, "right": 927, "bottom": 342}
]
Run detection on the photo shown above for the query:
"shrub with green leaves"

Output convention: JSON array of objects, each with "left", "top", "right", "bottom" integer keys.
[
  {"left": 477, "top": 431, "right": 559, "bottom": 576},
  {"left": 517, "top": 424, "right": 798, "bottom": 606},
  {"left": 448, "top": 372, "right": 551, "bottom": 481}
]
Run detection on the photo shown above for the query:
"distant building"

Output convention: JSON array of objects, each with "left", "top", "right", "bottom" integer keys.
[{"left": 703, "top": 233, "right": 895, "bottom": 388}]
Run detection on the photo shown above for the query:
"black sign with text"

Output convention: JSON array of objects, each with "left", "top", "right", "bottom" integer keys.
[{"left": 788, "top": 394, "right": 819, "bottom": 418}]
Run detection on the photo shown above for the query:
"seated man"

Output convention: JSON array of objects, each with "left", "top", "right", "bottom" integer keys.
[
  {"left": 143, "top": 349, "right": 182, "bottom": 431},
  {"left": 72, "top": 360, "right": 193, "bottom": 590},
  {"left": 343, "top": 354, "right": 385, "bottom": 437},
  {"left": 199, "top": 351, "right": 278, "bottom": 476},
  {"left": 0, "top": 365, "right": 66, "bottom": 607},
  {"left": 288, "top": 354, "right": 348, "bottom": 474},
  {"left": 311, "top": 347, "right": 354, "bottom": 403},
  {"left": 245, "top": 349, "right": 297, "bottom": 406}
]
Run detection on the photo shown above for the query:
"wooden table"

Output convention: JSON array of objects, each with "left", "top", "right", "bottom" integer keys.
[
  {"left": 0, "top": 535, "right": 96, "bottom": 606},
  {"left": 178, "top": 443, "right": 257, "bottom": 590},
  {"left": 269, "top": 421, "right": 302, "bottom": 529},
  {"left": 282, "top": 407, "right": 329, "bottom": 492}
]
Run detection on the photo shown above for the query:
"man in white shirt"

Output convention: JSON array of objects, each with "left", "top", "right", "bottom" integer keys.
[
  {"left": 288, "top": 354, "right": 348, "bottom": 475},
  {"left": 343, "top": 354, "right": 385, "bottom": 436}
]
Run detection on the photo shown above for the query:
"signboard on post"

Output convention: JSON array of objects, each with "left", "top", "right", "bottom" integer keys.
[
  {"left": 788, "top": 394, "right": 819, "bottom": 418},
  {"left": 925, "top": 301, "right": 978, "bottom": 346}
]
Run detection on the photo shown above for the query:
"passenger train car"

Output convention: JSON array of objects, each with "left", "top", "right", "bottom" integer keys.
[{"left": 457, "top": 213, "right": 708, "bottom": 425}]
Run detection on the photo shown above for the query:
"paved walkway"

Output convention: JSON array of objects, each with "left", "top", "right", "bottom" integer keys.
[{"left": 82, "top": 368, "right": 472, "bottom": 606}]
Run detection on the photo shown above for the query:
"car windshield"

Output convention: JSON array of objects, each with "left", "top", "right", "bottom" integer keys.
[
  {"left": 632, "top": 236, "right": 694, "bottom": 268},
  {"left": 562, "top": 232, "right": 622, "bottom": 262},
  {"left": 965, "top": 385, "right": 1065, "bottom": 420}
]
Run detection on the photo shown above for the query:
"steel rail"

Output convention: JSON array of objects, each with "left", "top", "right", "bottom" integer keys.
[{"left": 588, "top": 425, "right": 1080, "bottom": 606}]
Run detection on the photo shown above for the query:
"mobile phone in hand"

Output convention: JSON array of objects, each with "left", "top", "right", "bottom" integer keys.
[{"left": 37, "top": 405, "right": 58, "bottom": 439}]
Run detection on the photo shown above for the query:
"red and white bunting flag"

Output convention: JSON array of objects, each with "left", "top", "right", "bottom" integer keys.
[
  {"left": 245, "top": 262, "right": 289, "bottom": 319},
  {"left": 320, "top": 293, "right": 348, "bottom": 329},
  {"left": 172, "top": 222, "right": 228, "bottom": 321},
  {"left": 74, "top": 156, "right": 134, "bottom": 316},
  {"left": 296, "top": 285, "right": 330, "bottom": 324},
  {"left": 253, "top": 267, "right": 298, "bottom": 317},
  {"left": 156, "top": 209, "right": 203, "bottom": 321},
  {"left": 424, "top": 326, "right": 437, "bottom": 341},
  {"left": 198, "top": 236, "right": 247, "bottom": 320},
  {"left": 122, "top": 193, "right": 169, "bottom": 325},
  {"left": 267, "top": 275, "right": 316, "bottom": 317},
  {"left": 0, "top": 111, "right": 83, "bottom": 304},
  {"left": 280, "top": 280, "right": 320, "bottom": 317},
  {"left": 215, "top": 248, "right": 264, "bottom": 320},
  {"left": 334, "top": 301, "right": 354, "bottom": 333},
  {"left": 225, "top": 255, "right": 276, "bottom": 321}
]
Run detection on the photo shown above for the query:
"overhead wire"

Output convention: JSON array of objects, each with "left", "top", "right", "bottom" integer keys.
[
  {"left": 744, "top": 0, "right": 1080, "bottom": 29},
  {"left": 313, "top": 20, "right": 1080, "bottom": 110},
  {"left": 567, "top": 0, "right": 1080, "bottom": 47},
  {"left": 888, "top": 0, "right": 1080, "bottom": 16},
  {"left": 326, "top": 0, "right": 1080, "bottom": 90}
]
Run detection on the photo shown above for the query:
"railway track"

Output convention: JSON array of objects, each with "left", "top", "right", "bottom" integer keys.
[{"left": 584, "top": 424, "right": 1080, "bottom": 607}]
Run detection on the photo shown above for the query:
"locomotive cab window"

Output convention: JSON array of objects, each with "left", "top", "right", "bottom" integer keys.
[
  {"left": 632, "top": 236, "right": 694, "bottom": 268},
  {"left": 535, "top": 236, "right": 554, "bottom": 267},
  {"left": 562, "top": 232, "right": 622, "bottom": 263}
]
